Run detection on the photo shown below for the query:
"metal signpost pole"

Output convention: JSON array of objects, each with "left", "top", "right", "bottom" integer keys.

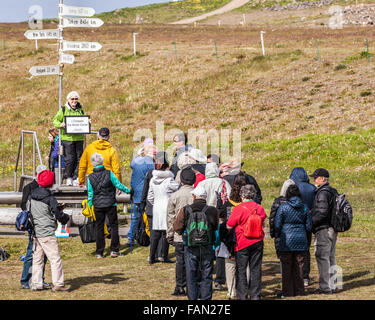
[{"left": 58, "top": 0, "right": 64, "bottom": 187}]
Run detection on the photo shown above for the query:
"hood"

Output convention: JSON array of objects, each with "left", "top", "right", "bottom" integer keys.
[
  {"left": 91, "top": 139, "right": 113, "bottom": 151},
  {"left": 205, "top": 162, "right": 220, "bottom": 178},
  {"left": 280, "top": 179, "right": 295, "bottom": 197},
  {"left": 31, "top": 186, "right": 52, "bottom": 201},
  {"left": 152, "top": 170, "right": 174, "bottom": 185},
  {"left": 290, "top": 167, "right": 309, "bottom": 184},
  {"left": 287, "top": 196, "right": 304, "bottom": 209}
]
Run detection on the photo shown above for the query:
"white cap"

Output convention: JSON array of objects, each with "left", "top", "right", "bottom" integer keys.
[
  {"left": 191, "top": 185, "right": 207, "bottom": 199},
  {"left": 188, "top": 148, "right": 207, "bottom": 163}
]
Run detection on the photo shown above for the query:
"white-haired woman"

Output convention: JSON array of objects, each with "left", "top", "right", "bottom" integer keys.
[{"left": 53, "top": 91, "right": 88, "bottom": 186}]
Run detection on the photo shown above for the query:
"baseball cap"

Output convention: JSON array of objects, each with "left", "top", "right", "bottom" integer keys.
[
  {"left": 98, "top": 127, "right": 110, "bottom": 137},
  {"left": 309, "top": 168, "right": 329, "bottom": 178}
]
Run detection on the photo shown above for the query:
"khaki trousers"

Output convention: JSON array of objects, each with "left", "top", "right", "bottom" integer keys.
[{"left": 32, "top": 235, "right": 64, "bottom": 289}]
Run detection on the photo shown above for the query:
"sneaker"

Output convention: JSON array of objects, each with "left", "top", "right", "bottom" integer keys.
[
  {"left": 66, "top": 178, "right": 73, "bottom": 186},
  {"left": 31, "top": 285, "right": 44, "bottom": 291},
  {"left": 162, "top": 259, "right": 175, "bottom": 264},
  {"left": 72, "top": 178, "right": 79, "bottom": 187},
  {"left": 21, "top": 283, "right": 30, "bottom": 289},
  {"left": 214, "top": 282, "right": 225, "bottom": 290},
  {"left": 43, "top": 281, "right": 51, "bottom": 289},
  {"left": 171, "top": 287, "right": 186, "bottom": 296},
  {"left": 96, "top": 254, "right": 104, "bottom": 259},
  {"left": 110, "top": 251, "right": 124, "bottom": 258},
  {"left": 52, "top": 286, "right": 69, "bottom": 292},
  {"left": 314, "top": 288, "right": 332, "bottom": 295},
  {"left": 304, "top": 279, "right": 309, "bottom": 287},
  {"left": 226, "top": 293, "right": 235, "bottom": 300}
]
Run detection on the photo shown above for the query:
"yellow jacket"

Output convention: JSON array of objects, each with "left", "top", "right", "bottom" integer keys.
[{"left": 78, "top": 139, "right": 122, "bottom": 184}]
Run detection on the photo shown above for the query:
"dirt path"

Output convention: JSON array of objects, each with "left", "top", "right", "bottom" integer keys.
[{"left": 170, "top": 0, "right": 251, "bottom": 24}]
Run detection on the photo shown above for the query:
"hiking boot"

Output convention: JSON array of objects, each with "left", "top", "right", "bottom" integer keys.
[
  {"left": 314, "top": 288, "right": 332, "bottom": 295},
  {"left": 171, "top": 287, "right": 186, "bottom": 296},
  {"left": 52, "top": 286, "right": 69, "bottom": 292},
  {"left": 214, "top": 282, "right": 225, "bottom": 290},
  {"left": 110, "top": 251, "right": 124, "bottom": 258}
]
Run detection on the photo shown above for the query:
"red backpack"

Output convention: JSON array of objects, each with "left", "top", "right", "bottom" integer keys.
[{"left": 242, "top": 204, "right": 263, "bottom": 238}]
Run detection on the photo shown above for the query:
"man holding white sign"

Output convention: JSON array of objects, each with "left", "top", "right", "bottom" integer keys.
[{"left": 53, "top": 91, "right": 89, "bottom": 186}]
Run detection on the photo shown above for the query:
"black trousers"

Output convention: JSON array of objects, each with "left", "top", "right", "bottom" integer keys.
[
  {"left": 147, "top": 215, "right": 163, "bottom": 258},
  {"left": 62, "top": 140, "right": 84, "bottom": 180},
  {"left": 150, "top": 230, "right": 169, "bottom": 262},
  {"left": 214, "top": 257, "right": 226, "bottom": 285},
  {"left": 174, "top": 242, "right": 186, "bottom": 289},
  {"left": 235, "top": 241, "right": 264, "bottom": 300},
  {"left": 280, "top": 251, "right": 305, "bottom": 297},
  {"left": 94, "top": 206, "right": 119, "bottom": 255}
]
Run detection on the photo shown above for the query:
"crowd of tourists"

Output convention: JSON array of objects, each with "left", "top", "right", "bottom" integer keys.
[{"left": 19, "top": 91, "right": 344, "bottom": 299}]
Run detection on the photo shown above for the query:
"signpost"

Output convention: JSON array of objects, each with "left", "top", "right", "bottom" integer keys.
[{"left": 24, "top": 0, "right": 103, "bottom": 186}]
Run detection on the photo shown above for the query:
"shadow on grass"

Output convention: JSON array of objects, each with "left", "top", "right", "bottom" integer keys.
[
  {"left": 341, "top": 270, "right": 375, "bottom": 293},
  {"left": 65, "top": 273, "right": 129, "bottom": 292}
]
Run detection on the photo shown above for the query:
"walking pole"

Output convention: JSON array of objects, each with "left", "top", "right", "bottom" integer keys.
[{"left": 130, "top": 200, "right": 133, "bottom": 253}]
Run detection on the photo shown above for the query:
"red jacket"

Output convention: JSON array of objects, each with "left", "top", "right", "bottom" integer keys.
[{"left": 227, "top": 201, "right": 267, "bottom": 252}]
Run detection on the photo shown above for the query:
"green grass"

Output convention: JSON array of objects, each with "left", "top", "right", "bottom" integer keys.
[{"left": 96, "top": 0, "right": 232, "bottom": 24}]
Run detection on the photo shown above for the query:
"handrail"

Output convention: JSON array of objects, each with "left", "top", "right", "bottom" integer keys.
[{"left": 14, "top": 130, "right": 44, "bottom": 192}]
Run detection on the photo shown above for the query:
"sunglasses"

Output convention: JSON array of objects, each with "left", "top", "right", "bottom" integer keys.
[{"left": 70, "top": 98, "right": 79, "bottom": 101}]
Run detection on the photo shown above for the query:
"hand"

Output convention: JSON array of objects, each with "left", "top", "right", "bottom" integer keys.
[
  {"left": 116, "top": 189, "right": 122, "bottom": 196},
  {"left": 78, "top": 183, "right": 85, "bottom": 188},
  {"left": 60, "top": 122, "right": 66, "bottom": 128}
]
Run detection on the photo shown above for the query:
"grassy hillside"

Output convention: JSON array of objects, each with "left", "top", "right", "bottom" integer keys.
[{"left": 96, "top": 0, "right": 232, "bottom": 24}]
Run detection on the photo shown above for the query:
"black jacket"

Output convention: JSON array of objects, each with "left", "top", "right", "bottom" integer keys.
[
  {"left": 21, "top": 179, "right": 39, "bottom": 211},
  {"left": 311, "top": 182, "right": 337, "bottom": 233},
  {"left": 223, "top": 171, "right": 262, "bottom": 204},
  {"left": 174, "top": 199, "right": 219, "bottom": 246},
  {"left": 88, "top": 166, "right": 116, "bottom": 208},
  {"left": 139, "top": 169, "right": 153, "bottom": 216}
]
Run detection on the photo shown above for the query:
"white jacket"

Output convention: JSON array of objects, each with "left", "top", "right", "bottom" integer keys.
[
  {"left": 198, "top": 162, "right": 231, "bottom": 207},
  {"left": 147, "top": 170, "right": 180, "bottom": 230}
]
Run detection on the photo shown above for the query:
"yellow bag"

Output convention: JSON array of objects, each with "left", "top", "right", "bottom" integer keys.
[
  {"left": 81, "top": 199, "right": 109, "bottom": 238},
  {"left": 143, "top": 212, "right": 150, "bottom": 237}
]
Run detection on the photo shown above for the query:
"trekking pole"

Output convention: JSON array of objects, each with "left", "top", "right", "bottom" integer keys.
[{"left": 130, "top": 200, "right": 133, "bottom": 253}]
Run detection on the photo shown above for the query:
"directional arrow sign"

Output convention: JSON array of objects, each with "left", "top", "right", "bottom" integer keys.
[
  {"left": 59, "top": 53, "right": 75, "bottom": 64},
  {"left": 62, "top": 40, "right": 102, "bottom": 52},
  {"left": 24, "top": 29, "right": 59, "bottom": 40},
  {"left": 29, "top": 65, "right": 59, "bottom": 77},
  {"left": 59, "top": 4, "right": 95, "bottom": 17},
  {"left": 62, "top": 17, "right": 104, "bottom": 28}
]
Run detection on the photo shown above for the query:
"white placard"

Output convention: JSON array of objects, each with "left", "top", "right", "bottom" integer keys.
[
  {"left": 59, "top": 4, "right": 95, "bottom": 17},
  {"left": 62, "top": 17, "right": 104, "bottom": 28},
  {"left": 24, "top": 29, "right": 59, "bottom": 40},
  {"left": 29, "top": 65, "right": 59, "bottom": 77},
  {"left": 64, "top": 116, "right": 91, "bottom": 134},
  {"left": 62, "top": 40, "right": 102, "bottom": 52},
  {"left": 59, "top": 53, "right": 75, "bottom": 64}
]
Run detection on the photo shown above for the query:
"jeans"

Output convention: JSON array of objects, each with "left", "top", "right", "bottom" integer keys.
[
  {"left": 175, "top": 242, "right": 186, "bottom": 289},
  {"left": 94, "top": 206, "right": 120, "bottom": 255},
  {"left": 185, "top": 245, "right": 215, "bottom": 300},
  {"left": 314, "top": 227, "right": 338, "bottom": 292},
  {"left": 235, "top": 240, "right": 264, "bottom": 300},
  {"left": 127, "top": 203, "right": 142, "bottom": 241},
  {"left": 62, "top": 140, "right": 83, "bottom": 180},
  {"left": 20, "top": 233, "right": 47, "bottom": 286}
]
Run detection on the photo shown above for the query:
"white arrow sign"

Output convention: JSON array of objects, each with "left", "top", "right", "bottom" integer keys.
[
  {"left": 62, "top": 17, "right": 104, "bottom": 28},
  {"left": 24, "top": 29, "right": 59, "bottom": 40},
  {"left": 62, "top": 40, "right": 102, "bottom": 52},
  {"left": 59, "top": 4, "right": 95, "bottom": 17},
  {"left": 59, "top": 53, "right": 75, "bottom": 64},
  {"left": 29, "top": 65, "right": 60, "bottom": 77}
]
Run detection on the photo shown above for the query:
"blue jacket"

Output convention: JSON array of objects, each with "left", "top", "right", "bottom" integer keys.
[
  {"left": 275, "top": 196, "right": 312, "bottom": 252},
  {"left": 130, "top": 156, "right": 154, "bottom": 203},
  {"left": 52, "top": 135, "right": 65, "bottom": 168},
  {"left": 289, "top": 167, "right": 316, "bottom": 210}
]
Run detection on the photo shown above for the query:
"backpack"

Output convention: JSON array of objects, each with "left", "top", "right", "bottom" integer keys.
[
  {"left": 15, "top": 210, "right": 33, "bottom": 232},
  {"left": 0, "top": 248, "right": 8, "bottom": 261},
  {"left": 186, "top": 205, "right": 211, "bottom": 247},
  {"left": 330, "top": 193, "right": 353, "bottom": 232},
  {"left": 242, "top": 204, "right": 263, "bottom": 238},
  {"left": 135, "top": 213, "right": 150, "bottom": 247}
]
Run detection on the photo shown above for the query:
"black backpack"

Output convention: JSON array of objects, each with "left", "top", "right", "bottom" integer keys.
[
  {"left": 135, "top": 214, "right": 150, "bottom": 247},
  {"left": 186, "top": 205, "right": 211, "bottom": 247},
  {"left": 330, "top": 193, "right": 353, "bottom": 232},
  {"left": 0, "top": 248, "right": 8, "bottom": 261}
]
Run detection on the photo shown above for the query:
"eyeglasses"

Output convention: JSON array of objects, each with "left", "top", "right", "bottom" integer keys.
[{"left": 70, "top": 98, "right": 79, "bottom": 101}]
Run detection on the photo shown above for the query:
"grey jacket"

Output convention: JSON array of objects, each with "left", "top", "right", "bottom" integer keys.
[
  {"left": 167, "top": 185, "right": 194, "bottom": 242},
  {"left": 29, "top": 187, "right": 69, "bottom": 238}
]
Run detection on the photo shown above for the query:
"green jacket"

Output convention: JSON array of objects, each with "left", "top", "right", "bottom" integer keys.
[{"left": 52, "top": 103, "right": 85, "bottom": 141}]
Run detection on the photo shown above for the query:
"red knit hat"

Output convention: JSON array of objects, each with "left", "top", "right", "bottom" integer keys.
[{"left": 37, "top": 170, "right": 55, "bottom": 188}]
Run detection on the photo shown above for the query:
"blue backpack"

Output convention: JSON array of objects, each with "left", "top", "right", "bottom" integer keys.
[{"left": 15, "top": 210, "right": 33, "bottom": 232}]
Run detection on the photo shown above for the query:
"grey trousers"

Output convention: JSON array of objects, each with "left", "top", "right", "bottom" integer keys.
[{"left": 314, "top": 227, "right": 338, "bottom": 292}]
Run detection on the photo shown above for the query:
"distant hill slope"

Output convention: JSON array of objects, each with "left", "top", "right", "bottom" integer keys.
[{"left": 96, "top": 0, "right": 232, "bottom": 24}]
